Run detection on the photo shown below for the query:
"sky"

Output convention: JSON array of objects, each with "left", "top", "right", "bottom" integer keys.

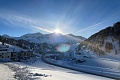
[{"left": 0, "top": 0, "right": 120, "bottom": 38}]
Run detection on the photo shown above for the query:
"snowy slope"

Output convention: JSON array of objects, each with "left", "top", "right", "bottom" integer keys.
[
  {"left": 100, "top": 37, "right": 120, "bottom": 60},
  {"left": 77, "top": 22, "right": 120, "bottom": 60},
  {"left": 0, "top": 42, "right": 22, "bottom": 52}
]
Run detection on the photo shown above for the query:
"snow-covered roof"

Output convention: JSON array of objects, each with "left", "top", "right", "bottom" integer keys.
[{"left": 0, "top": 42, "right": 22, "bottom": 52}]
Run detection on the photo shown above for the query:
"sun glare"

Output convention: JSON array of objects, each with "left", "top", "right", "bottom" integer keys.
[{"left": 54, "top": 29, "right": 61, "bottom": 33}]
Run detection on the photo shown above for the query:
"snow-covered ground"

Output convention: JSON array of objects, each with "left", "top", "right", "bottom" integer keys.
[
  {"left": 44, "top": 54, "right": 120, "bottom": 79},
  {"left": 0, "top": 63, "right": 15, "bottom": 80},
  {"left": 4, "top": 59, "right": 114, "bottom": 80}
]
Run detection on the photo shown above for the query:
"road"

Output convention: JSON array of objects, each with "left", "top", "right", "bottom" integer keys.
[
  {"left": 0, "top": 59, "right": 114, "bottom": 80},
  {"left": 28, "top": 60, "right": 114, "bottom": 80}
]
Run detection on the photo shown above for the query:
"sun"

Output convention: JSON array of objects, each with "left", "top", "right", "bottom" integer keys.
[{"left": 54, "top": 29, "right": 61, "bottom": 33}]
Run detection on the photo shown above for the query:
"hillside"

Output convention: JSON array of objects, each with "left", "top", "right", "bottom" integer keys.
[
  {"left": 77, "top": 22, "right": 120, "bottom": 60},
  {"left": 0, "top": 35, "right": 52, "bottom": 54}
]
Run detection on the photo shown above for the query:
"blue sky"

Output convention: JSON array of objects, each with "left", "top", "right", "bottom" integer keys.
[{"left": 0, "top": 0, "right": 120, "bottom": 38}]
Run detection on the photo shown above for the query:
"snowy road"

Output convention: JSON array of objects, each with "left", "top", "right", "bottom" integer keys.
[
  {"left": 0, "top": 63, "right": 15, "bottom": 80},
  {"left": 12, "top": 59, "right": 114, "bottom": 80},
  {"left": 33, "top": 60, "right": 114, "bottom": 80}
]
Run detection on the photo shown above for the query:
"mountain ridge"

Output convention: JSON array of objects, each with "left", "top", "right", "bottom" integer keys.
[
  {"left": 6, "top": 32, "right": 86, "bottom": 44},
  {"left": 77, "top": 22, "right": 120, "bottom": 60}
]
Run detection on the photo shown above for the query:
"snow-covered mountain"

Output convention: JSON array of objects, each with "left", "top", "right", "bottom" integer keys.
[
  {"left": 77, "top": 22, "right": 120, "bottom": 60},
  {"left": 18, "top": 32, "right": 86, "bottom": 44},
  {"left": 2, "top": 34, "right": 11, "bottom": 38},
  {"left": 0, "top": 33, "right": 85, "bottom": 53}
]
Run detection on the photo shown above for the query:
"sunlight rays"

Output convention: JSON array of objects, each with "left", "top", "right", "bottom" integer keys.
[{"left": 0, "top": 9, "right": 68, "bottom": 34}]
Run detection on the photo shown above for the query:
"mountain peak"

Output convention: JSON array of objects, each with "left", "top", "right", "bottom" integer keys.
[
  {"left": 2, "top": 34, "right": 11, "bottom": 38},
  {"left": 1, "top": 32, "right": 85, "bottom": 44},
  {"left": 66, "top": 33, "right": 74, "bottom": 36},
  {"left": 19, "top": 32, "right": 85, "bottom": 43}
]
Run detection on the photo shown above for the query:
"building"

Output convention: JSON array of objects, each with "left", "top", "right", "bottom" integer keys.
[
  {"left": 0, "top": 43, "right": 34, "bottom": 61},
  {"left": 10, "top": 49, "right": 34, "bottom": 61},
  {"left": 0, "top": 45, "right": 12, "bottom": 61}
]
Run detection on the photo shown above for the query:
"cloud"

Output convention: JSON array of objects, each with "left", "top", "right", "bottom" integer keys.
[{"left": 0, "top": 9, "right": 55, "bottom": 33}]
